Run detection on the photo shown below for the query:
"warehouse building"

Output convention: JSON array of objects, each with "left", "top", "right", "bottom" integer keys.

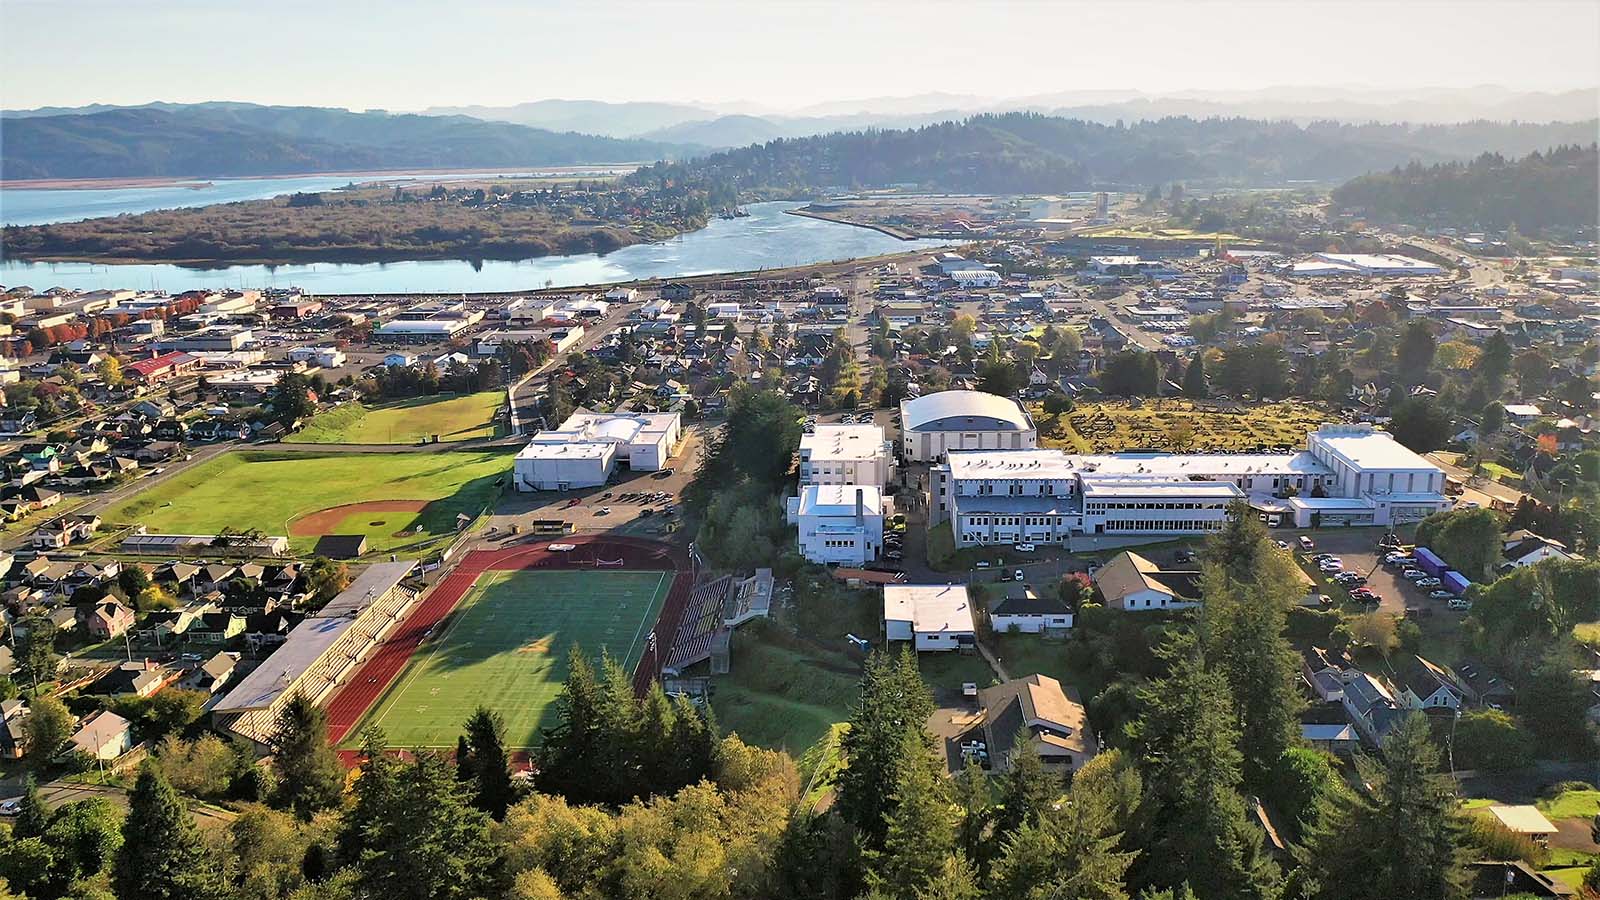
[
  {"left": 900, "top": 390, "right": 1038, "bottom": 463},
  {"left": 513, "top": 410, "right": 682, "bottom": 491}
]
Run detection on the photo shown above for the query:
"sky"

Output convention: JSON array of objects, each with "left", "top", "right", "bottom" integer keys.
[{"left": 4, "top": 0, "right": 1598, "bottom": 111}]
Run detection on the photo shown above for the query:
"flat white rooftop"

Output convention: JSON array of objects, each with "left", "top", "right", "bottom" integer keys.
[
  {"left": 801, "top": 424, "right": 888, "bottom": 461},
  {"left": 947, "top": 449, "right": 1329, "bottom": 481},
  {"left": 883, "top": 584, "right": 976, "bottom": 635},
  {"left": 797, "top": 484, "right": 882, "bottom": 518},
  {"left": 1310, "top": 425, "right": 1439, "bottom": 472},
  {"left": 1079, "top": 478, "right": 1244, "bottom": 499}
]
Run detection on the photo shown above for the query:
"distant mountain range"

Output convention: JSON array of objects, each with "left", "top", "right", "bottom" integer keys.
[
  {"left": 0, "top": 104, "right": 690, "bottom": 180},
  {"left": 630, "top": 113, "right": 1600, "bottom": 195},
  {"left": 415, "top": 87, "right": 1600, "bottom": 147}
]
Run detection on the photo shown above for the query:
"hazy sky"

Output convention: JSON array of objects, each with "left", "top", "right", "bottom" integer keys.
[{"left": 5, "top": 0, "right": 1598, "bottom": 110}]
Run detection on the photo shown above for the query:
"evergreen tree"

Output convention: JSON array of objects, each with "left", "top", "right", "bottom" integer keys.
[
  {"left": 1128, "top": 633, "right": 1279, "bottom": 900},
  {"left": 270, "top": 691, "right": 344, "bottom": 819},
  {"left": 634, "top": 684, "right": 678, "bottom": 792},
  {"left": 114, "top": 764, "right": 223, "bottom": 900},
  {"left": 991, "top": 789, "right": 1136, "bottom": 900},
  {"left": 340, "top": 727, "right": 399, "bottom": 866},
  {"left": 1200, "top": 566, "right": 1305, "bottom": 790},
  {"left": 993, "top": 727, "right": 1062, "bottom": 839},
  {"left": 952, "top": 757, "right": 992, "bottom": 865},
  {"left": 355, "top": 752, "right": 501, "bottom": 900},
  {"left": 837, "top": 649, "right": 936, "bottom": 847},
  {"left": 867, "top": 727, "right": 959, "bottom": 898},
  {"left": 535, "top": 645, "right": 604, "bottom": 803},
  {"left": 12, "top": 776, "right": 48, "bottom": 839},
  {"left": 669, "top": 693, "right": 719, "bottom": 790},
  {"left": 1182, "top": 353, "right": 1208, "bottom": 398},
  {"left": 1296, "top": 713, "right": 1466, "bottom": 900},
  {"left": 460, "top": 706, "right": 515, "bottom": 820}
]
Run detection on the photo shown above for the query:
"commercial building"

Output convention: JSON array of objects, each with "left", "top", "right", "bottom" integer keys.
[
  {"left": 799, "top": 424, "right": 894, "bottom": 487},
  {"left": 882, "top": 584, "right": 976, "bottom": 652},
  {"left": 900, "top": 390, "right": 1038, "bottom": 463},
  {"left": 123, "top": 351, "right": 201, "bottom": 384},
  {"left": 155, "top": 326, "right": 254, "bottom": 353},
  {"left": 513, "top": 411, "right": 681, "bottom": 491},
  {"left": 1280, "top": 253, "right": 1445, "bottom": 278},
  {"left": 928, "top": 424, "right": 1449, "bottom": 549},
  {"left": 787, "top": 484, "right": 886, "bottom": 566}
]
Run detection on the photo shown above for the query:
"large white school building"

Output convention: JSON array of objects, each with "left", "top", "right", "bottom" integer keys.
[
  {"left": 513, "top": 410, "right": 682, "bottom": 491},
  {"left": 929, "top": 423, "right": 1449, "bottom": 548}
]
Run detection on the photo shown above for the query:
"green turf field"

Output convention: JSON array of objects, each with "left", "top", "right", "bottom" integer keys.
[
  {"left": 350, "top": 569, "right": 673, "bottom": 750},
  {"left": 100, "top": 450, "right": 512, "bottom": 553},
  {"left": 286, "top": 392, "right": 505, "bottom": 444}
]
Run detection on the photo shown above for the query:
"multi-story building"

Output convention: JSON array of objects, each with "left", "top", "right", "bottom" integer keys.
[
  {"left": 513, "top": 411, "right": 682, "bottom": 491},
  {"left": 787, "top": 485, "right": 886, "bottom": 566},
  {"left": 799, "top": 424, "right": 894, "bottom": 487},
  {"left": 900, "top": 390, "right": 1038, "bottom": 463},
  {"left": 929, "top": 424, "right": 1449, "bottom": 549}
]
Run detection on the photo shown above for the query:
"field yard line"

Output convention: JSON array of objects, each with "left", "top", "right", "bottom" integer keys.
[
  {"left": 621, "top": 571, "right": 669, "bottom": 667},
  {"left": 368, "top": 570, "right": 500, "bottom": 732}
]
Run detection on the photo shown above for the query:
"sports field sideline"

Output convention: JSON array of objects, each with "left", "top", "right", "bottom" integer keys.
[{"left": 345, "top": 568, "right": 672, "bottom": 750}]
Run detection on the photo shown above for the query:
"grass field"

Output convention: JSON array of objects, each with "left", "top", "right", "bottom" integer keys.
[
  {"left": 350, "top": 569, "right": 673, "bottom": 750},
  {"left": 712, "top": 640, "right": 859, "bottom": 754},
  {"left": 287, "top": 392, "right": 505, "bottom": 445},
  {"left": 1576, "top": 622, "right": 1600, "bottom": 648},
  {"left": 1036, "top": 399, "right": 1331, "bottom": 454},
  {"left": 101, "top": 450, "right": 512, "bottom": 553}
]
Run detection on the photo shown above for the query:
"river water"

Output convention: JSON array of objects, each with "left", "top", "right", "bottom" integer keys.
[{"left": 0, "top": 201, "right": 948, "bottom": 294}]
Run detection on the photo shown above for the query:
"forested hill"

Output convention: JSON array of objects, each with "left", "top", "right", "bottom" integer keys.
[
  {"left": 0, "top": 105, "right": 693, "bottom": 180},
  {"left": 630, "top": 113, "right": 1600, "bottom": 194},
  {"left": 1332, "top": 144, "right": 1600, "bottom": 232}
]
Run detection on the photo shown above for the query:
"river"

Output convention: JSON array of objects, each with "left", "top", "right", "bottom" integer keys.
[{"left": 0, "top": 202, "right": 948, "bottom": 294}]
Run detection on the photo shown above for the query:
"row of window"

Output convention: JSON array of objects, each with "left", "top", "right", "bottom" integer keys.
[
  {"left": 1087, "top": 501, "right": 1228, "bottom": 512},
  {"left": 819, "top": 538, "right": 862, "bottom": 549},
  {"left": 1103, "top": 519, "right": 1224, "bottom": 532},
  {"left": 971, "top": 481, "right": 1063, "bottom": 496}
]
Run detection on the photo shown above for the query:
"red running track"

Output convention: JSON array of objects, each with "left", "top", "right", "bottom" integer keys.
[{"left": 323, "top": 535, "right": 690, "bottom": 748}]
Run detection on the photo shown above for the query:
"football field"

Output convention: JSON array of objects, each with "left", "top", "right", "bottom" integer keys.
[{"left": 349, "top": 568, "right": 672, "bottom": 750}]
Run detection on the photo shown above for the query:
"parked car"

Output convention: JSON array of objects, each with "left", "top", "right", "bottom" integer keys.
[
  {"left": 1318, "top": 560, "right": 1344, "bottom": 573},
  {"left": 1334, "top": 572, "right": 1365, "bottom": 587},
  {"left": 975, "top": 561, "right": 991, "bottom": 570},
  {"left": 1014, "top": 569, "right": 1025, "bottom": 583},
  {"left": 1311, "top": 553, "right": 1337, "bottom": 563},
  {"left": 1298, "top": 536, "right": 1315, "bottom": 550},
  {"left": 1384, "top": 552, "right": 1410, "bottom": 566},
  {"left": 1416, "top": 577, "right": 1443, "bottom": 588},
  {"left": 1013, "top": 543, "right": 1035, "bottom": 553},
  {"left": 1448, "top": 598, "right": 1472, "bottom": 610},
  {"left": 1275, "top": 540, "right": 1290, "bottom": 550},
  {"left": 1175, "top": 549, "right": 1197, "bottom": 563},
  {"left": 885, "top": 550, "right": 903, "bottom": 560},
  {"left": 1349, "top": 588, "right": 1379, "bottom": 604},
  {"left": 1402, "top": 568, "right": 1427, "bottom": 581},
  {"left": 1428, "top": 590, "right": 1454, "bottom": 601}
]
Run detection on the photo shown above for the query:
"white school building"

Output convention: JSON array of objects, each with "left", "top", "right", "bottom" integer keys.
[
  {"left": 928, "top": 423, "right": 1449, "bottom": 548},
  {"left": 513, "top": 410, "right": 682, "bottom": 491}
]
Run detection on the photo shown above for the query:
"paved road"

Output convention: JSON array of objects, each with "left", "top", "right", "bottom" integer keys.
[
  {"left": 0, "top": 778, "right": 236, "bottom": 827},
  {"left": 1425, "top": 452, "right": 1526, "bottom": 507},
  {"left": 1087, "top": 294, "right": 1165, "bottom": 352}
]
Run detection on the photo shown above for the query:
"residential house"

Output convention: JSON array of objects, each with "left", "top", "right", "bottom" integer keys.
[
  {"left": 80, "top": 601, "right": 135, "bottom": 640},
  {"left": 1300, "top": 646, "right": 1353, "bottom": 703},
  {"left": 883, "top": 584, "right": 976, "bottom": 652},
  {"left": 0, "top": 699, "right": 27, "bottom": 759},
  {"left": 1301, "top": 722, "right": 1359, "bottom": 755},
  {"left": 1092, "top": 551, "right": 1202, "bottom": 612},
  {"left": 180, "top": 652, "right": 237, "bottom": 694},
  {"left": 70, "top": 710, "right": 135, "bottom": 760},
  {"left": 31, "top": 514, "right": 101, "bottom": 550},
  {"left": 136, "top": 603, "right": 216, "bottom": 646},
  {"left": 87, "top": 660, "right": 180, "bottom": 698},
  {"left": 186, "top": 611, "right": 246, "bottom": 645},
  {"left": 1340, "top": 670, "right": 1402, "bottom": 745},
  {"left": 1501, "top": 531, "right": 1575, "bottom": 570},
  {"left": 1389, "top": 655, "right": 1464, "bottom": 711},
  {"left": 970, "top": 674, "right": 1097, "bottom": 774},
  {"left": 988, "top": 585, "right": 1074, "bottom": 634}
]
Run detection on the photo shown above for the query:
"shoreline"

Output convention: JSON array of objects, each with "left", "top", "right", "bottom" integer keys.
[
  {"left": 0, "top": 164, "right": 646, "bottom": 192},
  {"left": 784, "top": 207, "right": 924, "bottom": 241}
]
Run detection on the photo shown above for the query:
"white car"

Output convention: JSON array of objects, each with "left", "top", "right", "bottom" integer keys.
[
  {"left": 1014, "top": 569, "right": 1025, "bottom": 583},
  {"left": 597, "top": 506, "right": 612, "bottom": 515},
  {"left": 1013, "top": 543, "right": 1035, "bottom": 553},
  {"left": 1317, "top": 560, "right": 1343, "bottom": 573},
  {"left": 1448, "top": 598, "right": 1472, "bottom": 611}
]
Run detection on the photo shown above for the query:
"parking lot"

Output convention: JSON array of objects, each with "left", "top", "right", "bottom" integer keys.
[
  {"left": 487, "top": 425, "right": 706, "bottom": 538},
  {"left": 1284, "top": 528, "right": 1473, "bottom": 624}
]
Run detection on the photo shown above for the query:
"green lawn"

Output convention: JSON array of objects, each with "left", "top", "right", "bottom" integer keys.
[
  {"left": 287, "top": 392, "right": 505, "bottom": 444},
  {"left": 1539, "top": 789, "right": 1600, "bottom": 821},
  {"left": 989, "top": 633, "right": 1075, "bottom": 685},
  {"left": 100, "top": 449, "right": 512, "bottom": 553},
  {"left": 1038, "top": 399, "right": 1330, "bottom": 454},
  {"left": 1575, "top": 621, "right": 1600, "bottom": 649},
  {"left": 712, "top": 640, "right": 859, "bottom": 755},
  {"left": 917, "top": 651, "right": 998, "bottom": 693},
  {"left": 347, "top": 569, "right": 673, "bottom": 750}
]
